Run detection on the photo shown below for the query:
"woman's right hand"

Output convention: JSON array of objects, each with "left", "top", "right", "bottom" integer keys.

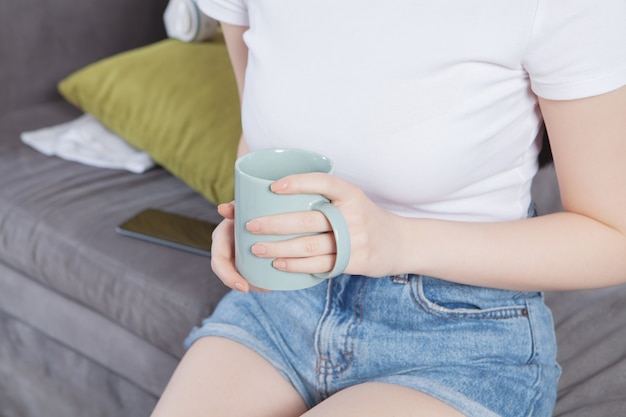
[{"left": 210, "top": 202, "right": 268, "bottom": 293}]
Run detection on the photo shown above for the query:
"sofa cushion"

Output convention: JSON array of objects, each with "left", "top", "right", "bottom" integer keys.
[
  {"left": 58, "top": 33, "right": 240, "bottom": 205},
  {"left": 0, "top": 101, "right": 230, "bottom": 359},
  {"left": 546, "top": 287, "right": 626, "bottom": 416},
  {"left": 0, "top": 279, "right": 164, "bottom": 412}
]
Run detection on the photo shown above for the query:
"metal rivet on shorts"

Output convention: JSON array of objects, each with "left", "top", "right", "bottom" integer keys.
[{"left": 521, "top": 308, "right": 528, "bottom": 316}]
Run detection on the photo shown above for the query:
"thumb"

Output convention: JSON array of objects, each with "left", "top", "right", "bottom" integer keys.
[{"left": 217, "top": 201, "right": 235, "bottom": 219}]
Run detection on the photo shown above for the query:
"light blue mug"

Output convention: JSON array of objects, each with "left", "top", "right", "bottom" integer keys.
[{"left": 234, "top": 149, "right": 351, "bottom": 291}]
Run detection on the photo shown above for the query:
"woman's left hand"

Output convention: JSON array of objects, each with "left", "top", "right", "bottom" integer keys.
[{"left": 246, "top": 172, "right": 403, "bottom": 278}]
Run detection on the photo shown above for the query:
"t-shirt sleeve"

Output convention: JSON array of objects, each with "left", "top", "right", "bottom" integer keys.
[
  {"left": 197, "top": 0, "right": 249, "bottom": 26},
  {"left": 523, "top": 0, "right": 626, "bottom": 100}
]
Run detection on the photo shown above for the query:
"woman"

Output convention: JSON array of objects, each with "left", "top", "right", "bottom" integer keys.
[{"left": 152, "top": 1, "right": 626, "bottom": 416}]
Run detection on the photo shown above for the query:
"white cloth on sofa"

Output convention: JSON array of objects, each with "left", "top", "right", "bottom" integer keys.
[{"left": 20, "top": 114, "right": 154, "bottom": 173}]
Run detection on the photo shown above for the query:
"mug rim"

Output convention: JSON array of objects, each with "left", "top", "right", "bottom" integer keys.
[{"left": 235, "top": 148, "right": 334, "bottom": 181}]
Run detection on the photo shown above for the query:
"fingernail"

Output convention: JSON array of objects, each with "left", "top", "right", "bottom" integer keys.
[
  {"left": 251, "top": 243, "right": 266, "bottom": 255},
  {"left": 273, "top": 260, "right": 287, "bottom": 270},
  {"left": 246, "top": 219, "right": 261, "bottom": 232},
  {"left": 271, "top": 180, "right": 288, "bottom": 192},
  {"left": 234, "top": 282, "right": 248, "bottom": 293}
]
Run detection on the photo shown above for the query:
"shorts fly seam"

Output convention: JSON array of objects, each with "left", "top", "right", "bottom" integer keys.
[
  {"left": 315, "top": 277, "right": 369, "bottom": 375},
  {"left": 315, "top": 276, "right": 369, "bottom": 401}
]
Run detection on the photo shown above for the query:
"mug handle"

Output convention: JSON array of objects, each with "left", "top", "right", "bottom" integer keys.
[{"left": 310, "top": 201, "right": 351, "bottom": 279}]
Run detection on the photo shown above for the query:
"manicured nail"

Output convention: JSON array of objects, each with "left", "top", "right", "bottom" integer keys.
[
  {"left": 246, "top": 219, "right": 261, "bottom": 232},
  {"left": 273, "top": 260, "right": 287, "bottom": 270},
  {"left": 234, "top": 282, "right": 248, "bottom": 293},
  {"left": 251, "top": 243, "right": 266, "bottom": 255},
  {"left": 271, "top": 180, "right": 288, "bottom": 192}
]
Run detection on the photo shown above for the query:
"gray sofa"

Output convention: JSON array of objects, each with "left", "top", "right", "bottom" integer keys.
[
  {"left": 0, "top": 1, "right": 624, "bottom": 416},
  {"left": 0, "top": 1, "right": 228, "bottom": 416}
]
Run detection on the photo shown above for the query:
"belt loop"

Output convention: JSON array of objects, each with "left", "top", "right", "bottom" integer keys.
[{"left": 391, "top": 274, "right": 410, "bottom": 284}]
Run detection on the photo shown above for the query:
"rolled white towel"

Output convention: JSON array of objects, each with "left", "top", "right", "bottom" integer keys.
[
  {"left": 163, "top": 0, "right": 218, "bottom": 42},
  {"left": 20, "top": 114, "right": 155, "bottom": 174}
]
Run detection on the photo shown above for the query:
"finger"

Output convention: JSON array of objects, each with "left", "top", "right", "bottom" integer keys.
[
  {"left": 217, "top": 202, "right": 235, "bottom": 219},
  {"left": 270, "top": 172, "right": 354, "bottom": 203},
  {"left": 210, "top": 254, "right": 249, "bottom": 293},
  {"left": 272, "top": 254, "right": 337, "bottom": 275},
  {"left": 251, "top": 232, "right": 336, "bottom": 259},
  {"left": 248, "top": 284, "right": 271, "bottom": 293},
  {"left": 210, "top": 219, "right": 249, "bottom": 293},
  {"left": 246, "top": 210, "right": 331, "bottom": 235},
  {"left": 211, "top": 254, "right": 270, "bottom": 293}
]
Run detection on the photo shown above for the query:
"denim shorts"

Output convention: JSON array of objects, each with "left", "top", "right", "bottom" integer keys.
[{"left": 185, "top": 274, "right": 561, "bottom": 417}]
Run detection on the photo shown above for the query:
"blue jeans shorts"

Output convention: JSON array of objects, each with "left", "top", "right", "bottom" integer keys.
[{"left": 185, "top": 274, "right": 561, "bottom": 417}]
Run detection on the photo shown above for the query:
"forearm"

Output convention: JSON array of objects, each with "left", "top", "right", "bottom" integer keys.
[
  {"left": 397, "top": 212, "right": 626, "bottom": 291},
  {"left": 399, "top": 88, "right": 626, "bottom": 292}
]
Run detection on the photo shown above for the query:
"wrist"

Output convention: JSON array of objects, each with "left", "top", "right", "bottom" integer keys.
[{"left": 382, "top": 214, "right": 429, "bottom": 277}]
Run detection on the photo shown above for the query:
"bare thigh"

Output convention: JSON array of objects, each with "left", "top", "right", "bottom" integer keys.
[
  {"left": 150, "top": 337, "right": 307, "bottom": 417},
  {"left": 304, "top": 382, "right": 467, "bottom": 417}
]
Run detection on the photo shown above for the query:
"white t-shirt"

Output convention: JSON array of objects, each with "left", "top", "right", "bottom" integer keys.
[{"left": 198, "top": 0, "right": 626, "bottom": 222}]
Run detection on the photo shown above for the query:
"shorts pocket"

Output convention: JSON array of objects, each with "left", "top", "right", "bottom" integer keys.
[{"left": 410, "top": 275, "right": 535, "bottom": 319}]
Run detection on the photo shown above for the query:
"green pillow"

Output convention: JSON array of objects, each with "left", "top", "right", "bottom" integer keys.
[{"left": 58, "top": 33, "right": 240, "bottom": 205}]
